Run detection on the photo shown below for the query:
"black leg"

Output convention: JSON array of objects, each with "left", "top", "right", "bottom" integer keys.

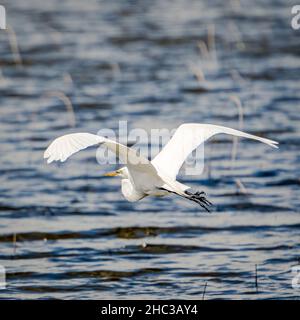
[
  {"left": 158, "top": 187, "right": 213, "bottom": 212},
  {"left": 184, "top": 189, "right": 212, "bottom": 212}
]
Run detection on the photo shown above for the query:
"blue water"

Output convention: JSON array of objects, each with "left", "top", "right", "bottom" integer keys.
[{"left": 0, "top": 0, "right": 299, "bottom": 299}]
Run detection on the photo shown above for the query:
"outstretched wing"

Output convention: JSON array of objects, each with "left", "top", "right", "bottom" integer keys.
[
  {"left": 44, "top": 132, "right": 149, "bottom": 167},
  {"left": 44, "top": 133, "right": 104, "bottom": 163},
  {"left": 151, "top": 123, "right": 278, "bottom": 180},
  {"left": 44, "top": 132, "right": 163, "bottom": 188}
]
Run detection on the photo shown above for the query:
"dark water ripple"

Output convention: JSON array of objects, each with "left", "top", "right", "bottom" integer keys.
[{"left": 0, "top": 0, "right": 299, "bottom": 299}]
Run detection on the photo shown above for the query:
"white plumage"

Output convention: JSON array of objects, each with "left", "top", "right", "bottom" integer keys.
[{"left": 44, "top": 123, "right": 278, "bottom": 210}]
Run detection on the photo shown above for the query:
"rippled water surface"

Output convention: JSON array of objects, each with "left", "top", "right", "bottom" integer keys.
[{"left": 0, "top": 0, "right": 299, "bottom": 299}]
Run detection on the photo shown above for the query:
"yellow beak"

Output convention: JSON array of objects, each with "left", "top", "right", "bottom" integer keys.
[{"left": 104, "top": 170, "right": 118, "bottom": 177}]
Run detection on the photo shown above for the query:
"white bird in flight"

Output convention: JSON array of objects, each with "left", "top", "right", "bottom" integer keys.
[{"left": 44, "top": 123, "right": 278, "bottom": 211}]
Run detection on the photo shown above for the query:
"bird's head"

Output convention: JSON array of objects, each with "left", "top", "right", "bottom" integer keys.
[{"left": 104, "top": 167, "right": 128, "bottom": 179}]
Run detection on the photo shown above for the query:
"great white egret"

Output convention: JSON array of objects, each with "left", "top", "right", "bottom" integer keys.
[{"left": 44, "top": 123, "right": 278, "bottom": 211}]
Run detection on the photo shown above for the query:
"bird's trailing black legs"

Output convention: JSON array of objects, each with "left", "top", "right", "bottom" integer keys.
[
  {"left": 184, "top": 189, "right": 212, "bottom": 212},
  {"left": 158, "top": 187, "right": 212, "bottom": 212}
]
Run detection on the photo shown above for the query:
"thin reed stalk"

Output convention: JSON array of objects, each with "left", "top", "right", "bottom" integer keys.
[
  {"left": 202, "top": 282, "right": 208, "bottom": 300},
  {"left": 255, "top": 264, "right": 258, "bottom": 292},
  {"left": 13, "top": 233, "right": 17, "bottom": 255},
  {"left": 235, "top": 179, "right": 248, "bottom": 195},
  {"left": 189, "top": 62, "right": 205, "bottom": 82},
  {"left": 6, "top": 25, "right": 23, "bottom": 68},
  {"left": 207, "top": 24, "right": 218, "bottom": 67},
  {"left": 197, "top": 41, "right": 210, "bottom": 60},
  {"left": 45, "top": 91, "right": 76, "bottom": 127},
  {"left": 229, "top": 96, "right": 244, "bottom": 166}
]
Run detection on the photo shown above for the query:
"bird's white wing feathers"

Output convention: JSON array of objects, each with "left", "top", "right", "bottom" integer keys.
[
  {"left": 44, "top": 124, "right": 278, "bottom": 188},
  {"left": 44, "top": 132, "right": 165, "bottom": 193},
  {"left": 44, "top": 133, "right": 150, "bottom": 167},
  {"left": 151, "top": 123, "right": 278, "bottom": 179},
  {"left": 44, "top": 133, "right": 104, "bottom": 163}
]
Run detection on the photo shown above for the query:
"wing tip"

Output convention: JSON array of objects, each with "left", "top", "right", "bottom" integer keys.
[{"left": 267, "top": 140, "right": 279, "bottom": 149}]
